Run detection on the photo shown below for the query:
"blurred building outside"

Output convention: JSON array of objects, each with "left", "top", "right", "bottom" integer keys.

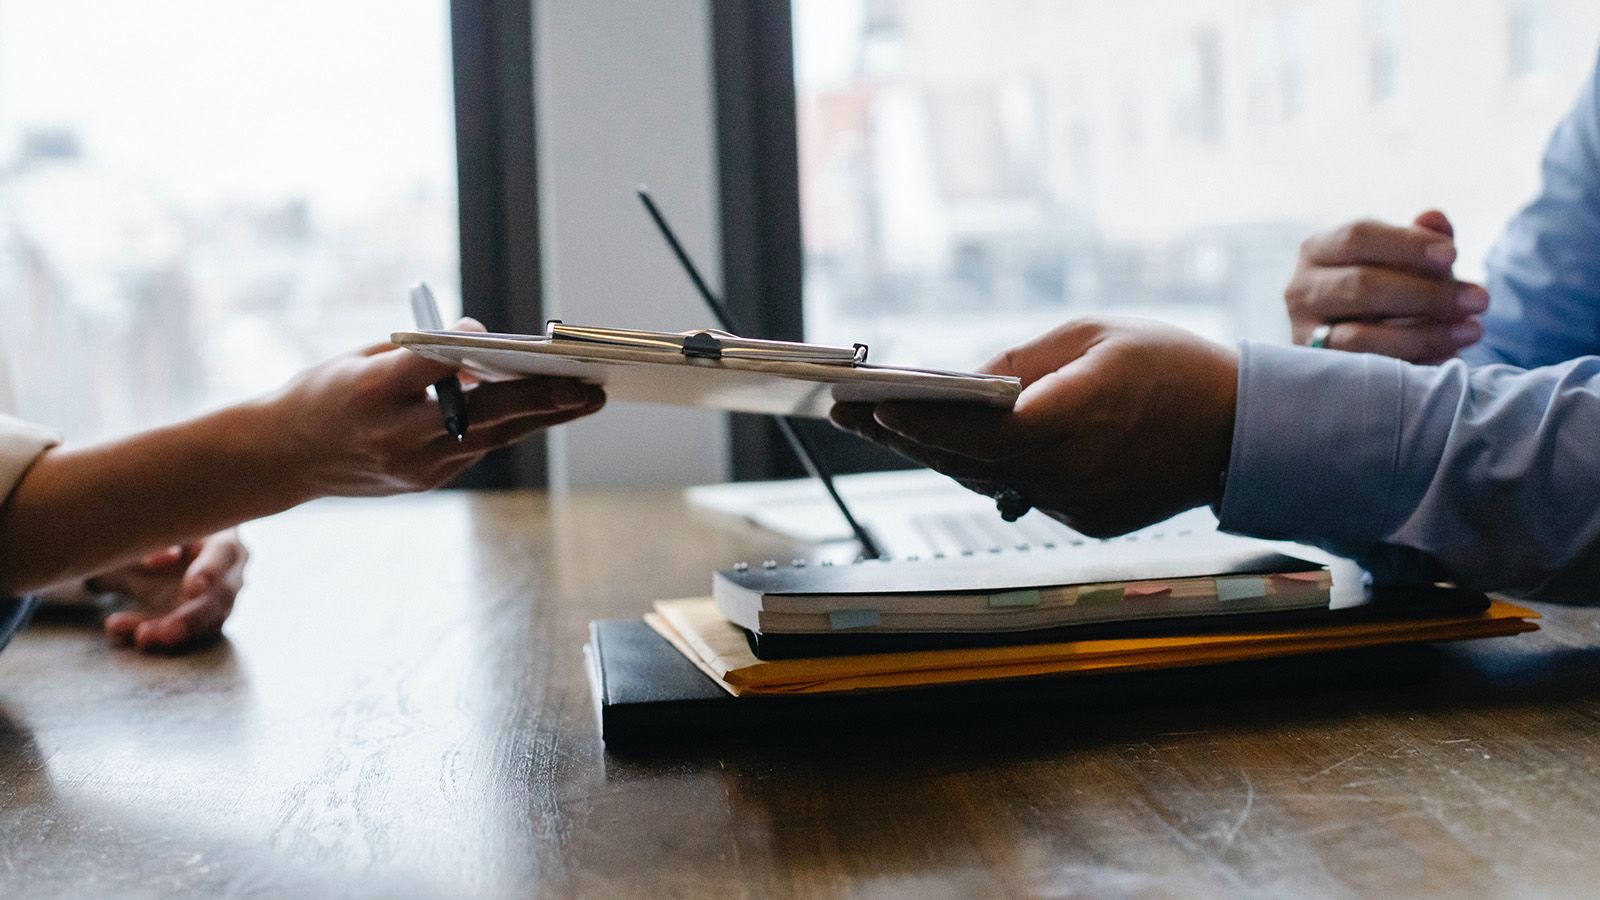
[
  {"left": 0, "top": 0, "right": 459, "bottom": 443},
  {"left": 795, "top": 0, "right": 1600, "bottom": 370}
]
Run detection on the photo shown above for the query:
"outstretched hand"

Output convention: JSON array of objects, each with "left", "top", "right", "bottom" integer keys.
[
  {"left": 267, "top": 317, "right": 606, "bottom": 499},
  {"left": 90, "top": 529, "right": 248, "bottom": 653},
  {"left": 831, "top": 317, "right": 1238, "bottom": 538}
]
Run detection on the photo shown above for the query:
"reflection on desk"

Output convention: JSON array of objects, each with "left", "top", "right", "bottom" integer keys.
[{"left": 1, "top": 489, "right": 1599, "bottom": 896}]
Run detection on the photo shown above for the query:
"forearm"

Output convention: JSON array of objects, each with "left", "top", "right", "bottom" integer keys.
[
  {"left": 0, "top": 398, "right": 311, "bottom": 594},
  {"left": 1219, "top": 342, "right": 1600, "bottom": 604},
  {"left": 1476, "top": 46, "right": 1600, "bottom": 368}
]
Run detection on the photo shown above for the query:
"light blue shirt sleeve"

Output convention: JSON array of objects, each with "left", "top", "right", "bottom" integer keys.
[
  {"left": 1468, "top": 48, "right": 1600, "bottom": 367},
  {"left": 1218, "top": 342, "right": 1600, "bottom": 605}
]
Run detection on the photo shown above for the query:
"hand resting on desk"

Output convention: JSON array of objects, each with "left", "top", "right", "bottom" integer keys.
[{"left": 88, "top": 530, "right": 248, "bottom": 653}]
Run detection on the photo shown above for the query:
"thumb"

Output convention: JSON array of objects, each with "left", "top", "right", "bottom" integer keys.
[
  {"left": 980, "top": 319, "right": 1104, "bottom": 386},
  {"left": 182, "top": 532, "right": 246, "bottom": 599},
  {"left": 1413, "top": 209, "right": 1454, "bottom": 239},
  {"left": 374, "top": 316, "right": 488, "bottom": 394}
]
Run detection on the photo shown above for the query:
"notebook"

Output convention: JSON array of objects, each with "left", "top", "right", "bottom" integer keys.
[
  {"left": 738, "top": 582, "right": 1492, "bottom": 659},
  {"left": 650, "top": 595, "right": 1539, "bottom": 697},
  {"left": 713, "top": 537, "right": 1332, "bottom": 638},
  {"left": 391, "top": 326, "right": 1020, "bottom": 418}
]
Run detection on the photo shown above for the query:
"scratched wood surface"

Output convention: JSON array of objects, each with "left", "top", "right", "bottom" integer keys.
[{"left": 2, "top": 490, "right": 1600, "bottom": 898}]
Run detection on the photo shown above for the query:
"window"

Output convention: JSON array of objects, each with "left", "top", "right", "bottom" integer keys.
[
  {"left": 1247, "top": 4, "right": 1309, "bottom": 124},
  {"left": 1508, "top": 0, "right": 1554, "bottom": 78},
  {"left": 790, "top": 0, "right": 1600, "bottom": 375},
  {"left": 0, "top": 0, "right": 460, "bottom": 443},
  {"left": 1170, "top": 27, "right": 1224, "bottom": 143},
  {"left": 1370, "top": 0, "right": 1404, "bottom": 104}
]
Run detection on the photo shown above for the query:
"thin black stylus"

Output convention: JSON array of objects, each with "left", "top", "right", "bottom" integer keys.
[{"left": 636, "top": 186, "right": 884, "bottom": 560}]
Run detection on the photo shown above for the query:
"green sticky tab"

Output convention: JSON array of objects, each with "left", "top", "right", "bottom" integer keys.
[
  {"left": 828, "top": 608, "right": 881, "bottom": 630},
  {"left": 987, "top": 589, "right": 1041, "bottom": 608},
  {"left": 1076, "top": 585, "right": 1123, "bottom": 605},
  {"left": 1216, "top": 576, "right": 1269, "bottom": 602}
]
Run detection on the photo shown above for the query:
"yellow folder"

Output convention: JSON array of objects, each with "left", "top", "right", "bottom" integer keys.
[{"left": 647, "top": 597, "right": 1539, "bottom": 697}]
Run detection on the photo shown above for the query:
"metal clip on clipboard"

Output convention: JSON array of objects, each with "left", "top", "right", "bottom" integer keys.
[{"left": 546, "top": 322, "right": 869, "bottom": 365}]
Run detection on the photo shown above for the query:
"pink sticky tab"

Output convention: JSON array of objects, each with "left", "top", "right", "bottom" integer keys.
[
  {"left": 1272, "top": 572, "right": 1326, "bottom": 584},
  {"left": 1124, "top": 584, "right": 1172, "bottom": 599}
]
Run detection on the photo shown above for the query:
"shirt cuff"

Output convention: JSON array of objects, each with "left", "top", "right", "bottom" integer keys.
[
  {"left": 0, "top": 413, "right": 58, "bottom": 501},
  {"left": 1217, "top": 342, "right": 1405, "bottom": 556}
]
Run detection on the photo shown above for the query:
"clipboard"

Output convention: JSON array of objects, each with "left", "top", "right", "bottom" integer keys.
[{"left": 391, "top": 323, "right": 1021, "bottom": 418}]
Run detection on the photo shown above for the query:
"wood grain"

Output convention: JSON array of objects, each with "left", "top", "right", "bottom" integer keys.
[{"left": 1, "top": 490, "right": 1598, "bottom": 898}]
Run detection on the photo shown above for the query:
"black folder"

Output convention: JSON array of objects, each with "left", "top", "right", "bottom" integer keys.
[{"left": 584, "top": 617, "right": 1444, "bottom": 749}]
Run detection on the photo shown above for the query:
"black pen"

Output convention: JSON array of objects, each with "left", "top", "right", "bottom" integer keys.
[
  {"left": 409, "top": 282, "right": 469, "bottom": 441},
  {"left": 636, "top": 186, "right": 885, "bottom": 559}
]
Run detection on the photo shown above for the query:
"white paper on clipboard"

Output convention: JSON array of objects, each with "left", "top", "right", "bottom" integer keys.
[{"left": 390, "top": 328, "right": 1021, "bottom": 419}]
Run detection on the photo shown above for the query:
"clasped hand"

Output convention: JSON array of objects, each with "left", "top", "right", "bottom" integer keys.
[
  {"left": 832, "top": 317, "right": 1238, "bottom": 538},
  {"left": 1286, "top": 210, "right": 1487, "bottom": 362}
]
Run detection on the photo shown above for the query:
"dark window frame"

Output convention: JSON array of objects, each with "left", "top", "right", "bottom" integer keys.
[
  {"left": 711, "top": 0, "right": 913, "bottom": 480},
  {"left": 450, "top": 0, "right": 546, "bottom": 487}
]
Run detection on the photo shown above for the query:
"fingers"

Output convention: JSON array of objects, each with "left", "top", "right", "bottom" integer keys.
[
  {"left": 834, "top": 400, "right": 1023, "bottom": 463},
  {"left": 833, "top": 321, "right": 1108, "bottom": 462},
  {"left": 868, "top": 402, "right": 1030, "bottom": 462},
  {"left": 106, "top": 531, "right": 247, "bottom": 654},
  {"left": 1291, "top": 266, "right": 1488, "bottom": 322},
  {"left": 462, "top": 377, "right": 605, "bottom": 427},
  {"left": 441, "top": 399, "right": 607, "bottom": 460},
  {"left": 1412, "top": 209, "right": 1454, "bottom": 238},
  {"left": 829, "top": 404, "right": 1006, "bottom": 481},
  {"left": 136, "top": 544, "right": 186, "bottom": 571},
  {"left": 1300, "top": 219, "right": 1457, "bottom": 274},
  {"left": 182, "top": 530, "right": 248, "bottom": 599},
  {"left": 104, "top": 610, "right": 144, "bottom": 645},
  {"left": 112, "top": 594, "right": 232, "bottom": 652},
  {"left": 977, "top": 320, "right": 1105, "bottom": 384},
  {"left": 367, "top": 344, "right": 459, "bottom": 395},
  {"left": 367, "top": 316, "right": 486, "bottom": 395},
  {"left": 1318, "top": 317, "right": 1484, "bottom": 363}
]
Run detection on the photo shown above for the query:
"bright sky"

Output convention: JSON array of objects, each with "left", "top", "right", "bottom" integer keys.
[
  {"left": 792, "top": 0, "right": 864, "bottom": 91},
  {"left": 0, "top": 0, "right": 457, "bottom": 219}
]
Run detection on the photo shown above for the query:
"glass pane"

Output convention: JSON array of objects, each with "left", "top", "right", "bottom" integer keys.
[
  {"left": 793, "top": 0, "right": 1600, "bottom": 371},
  {"left": 0, "top": 0, "right": 459, "bottom": 442}
]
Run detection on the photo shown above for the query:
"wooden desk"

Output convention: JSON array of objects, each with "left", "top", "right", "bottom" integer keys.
[{"left": 2, "top": 490, "right": 1598, "bottom": 897}]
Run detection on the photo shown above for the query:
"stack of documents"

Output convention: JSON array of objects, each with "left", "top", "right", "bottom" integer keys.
[
  {"left": 713, "top": 539, "right": 1333, "bottom": 655},
  {"left": 647, "top": 595, "right": 1539, "bottom": 697},
  {"left": 618, "top": 535, "right": 1544, "bottom": 697}
]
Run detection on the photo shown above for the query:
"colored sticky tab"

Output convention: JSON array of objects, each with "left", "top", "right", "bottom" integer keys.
[
  {"left": 828, "top": 608, "right": 881, "bottom": 630},
  {"left": 1216, "top": 576, "right": 1269, "bottom": 602},
  {"left": 1076, "top": 585, "right": 1124, "bottom": 605},
  {"left": 987, "top": 589, "right": 1041, "bottom": 608},
  {"left": 1124, "top": 583, "right": 1172, "bottom": 599}
]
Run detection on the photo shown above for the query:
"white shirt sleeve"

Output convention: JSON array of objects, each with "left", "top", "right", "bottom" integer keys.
[
  {"left": 0, "top": 411, "right": 57, "bottom": 501},
  {"left": 0, "top": 412, "right": 70, "bottom": 600}
]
